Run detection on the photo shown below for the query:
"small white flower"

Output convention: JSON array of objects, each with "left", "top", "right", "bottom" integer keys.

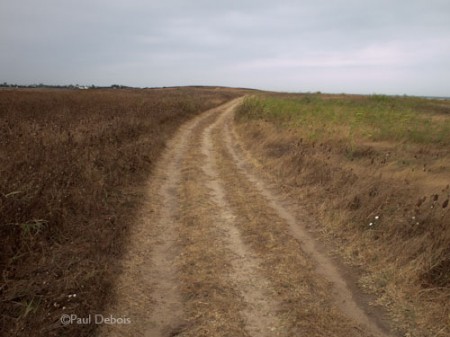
[
  {"left": 374, "top": 216, "right": 379, "bottom": 220},
  {"left": 62, "top": 306, "right": 66, "bottom": 310},
  {"left": 369, "top": 222, "right": 373, "bottom": 227},
  {"left": 68, "top": 294, "right": 72, "bottom": 298},
  {"left": 412, "top": 216, "right": 416, "bottom": 220},
  {"left": 73, "top": 294, "right": 77, "bottom": 298}
]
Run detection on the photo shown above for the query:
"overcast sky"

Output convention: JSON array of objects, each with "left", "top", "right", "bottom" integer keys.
[{"left": 1, "top": 0, "right": 449, "bottom": 96}]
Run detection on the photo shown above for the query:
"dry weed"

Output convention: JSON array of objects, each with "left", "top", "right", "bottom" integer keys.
[
  {"left": 234, "top": 94, "right": 450, "bottom": 336},
  {"left": 0, "top": 87, "right": 242, "bottom": 336}
]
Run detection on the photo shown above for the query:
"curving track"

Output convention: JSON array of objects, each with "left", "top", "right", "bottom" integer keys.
[{"left": 100, "top": 98, "right": 393, "bottom": 337}]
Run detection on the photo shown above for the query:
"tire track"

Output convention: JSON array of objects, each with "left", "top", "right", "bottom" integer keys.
[
  {"left": 173, "top": 101, "right": 250, "bottom": 337},
  {"left": 215, "top": 104, "right": 393, "bottom": 337},
  {"left": 199, "top": 99, "right": 282, "bottom": 337},
  {"left": 101, "top": 97, "right": 395, "bottom": 337},
  {"left": 99, "top": 103, "right": 227, "bottom": 337}
]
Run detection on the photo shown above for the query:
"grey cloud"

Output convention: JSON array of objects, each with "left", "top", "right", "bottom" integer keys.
[{"left": 1, "top": 0, "right": 449, "bottom": 95}]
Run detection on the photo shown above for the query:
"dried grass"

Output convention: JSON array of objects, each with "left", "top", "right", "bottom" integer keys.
[
  {"left": 212, "top": 116, "right": 382, "bottom": 336},
  {"left": 0, "top": 87, "right": 242, "bottom": 336},
  {"left": 176, "top": 113, "right": 248, "bottom": 336},
  {"left": 234, "top": 94, "right": 450, "bottom": 336}
]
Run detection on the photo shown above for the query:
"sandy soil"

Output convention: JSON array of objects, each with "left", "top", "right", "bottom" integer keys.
[{"left": 100, "top": 98, "right": 396, "bottom": 337}]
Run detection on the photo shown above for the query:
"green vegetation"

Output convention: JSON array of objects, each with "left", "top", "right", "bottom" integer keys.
[{"left": 237, "top": 94, "right": 450, "bottom": 145}]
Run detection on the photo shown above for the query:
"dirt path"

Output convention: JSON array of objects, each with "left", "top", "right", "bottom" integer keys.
[
  {"left": 100, "top": 98, "right": 395, "bottom": 337},
  {"left": 200, "top": 106, "right": 282, "bottom": 336}
]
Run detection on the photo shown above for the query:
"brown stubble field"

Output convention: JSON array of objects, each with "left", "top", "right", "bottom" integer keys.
[{"left": 0, "top": 87, "right": 242, "bottom": 336}]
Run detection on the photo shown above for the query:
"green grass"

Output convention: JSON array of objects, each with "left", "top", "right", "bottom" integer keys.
[{"left": 237, "top": 94, "right": 450, "bottom": 145}]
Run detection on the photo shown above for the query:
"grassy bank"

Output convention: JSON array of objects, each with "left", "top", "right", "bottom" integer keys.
[
  {"left": 0, "top": 87, "right": 242, "bottom": 336},
  {"left": 235, "top": 93, "right": 450, "bottom": 336},
  {"left": 239, "top": 94, "right": 450, "bottom": 145}
]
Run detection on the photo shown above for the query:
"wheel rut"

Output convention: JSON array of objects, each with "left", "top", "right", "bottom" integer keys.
[
  {"left": 101, "top": 98, "right": 395, "bottom": 337},
  {"left": 199, "top": 100, "right": 282, "bottom": 337},
  {"left": 214, "top": 104, "right": 394, "bottom": 337}
]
